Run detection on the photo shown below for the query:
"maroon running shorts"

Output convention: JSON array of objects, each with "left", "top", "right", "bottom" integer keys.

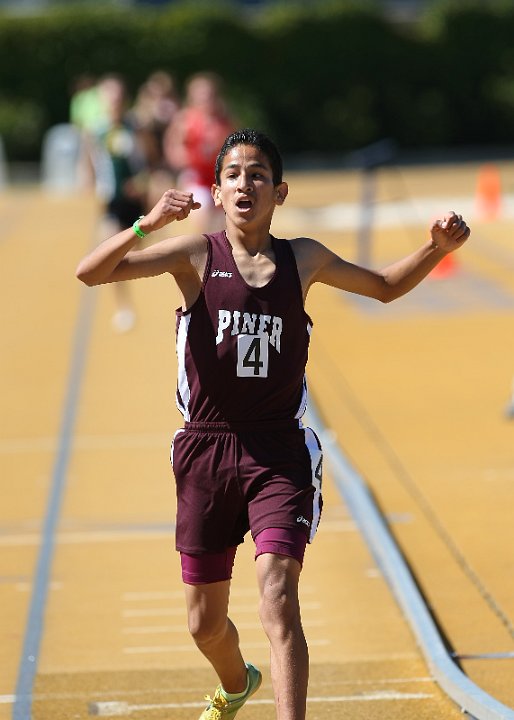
[
  {"left": 170, "top": 421, "right": 323, "bottom": 556},
  {"left": 180, "top": 527, "right": 308, "bottom": 584}
]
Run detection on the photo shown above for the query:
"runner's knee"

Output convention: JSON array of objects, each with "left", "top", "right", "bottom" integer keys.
[
  {"left": 187, "top": 606, "right": 228, "bottom": 646},
  {"left": 257, "top": 553, "right": 302, "bottom": 634},
  {"left": 182, "top": 549, "right": 237, "bottom": 644}
]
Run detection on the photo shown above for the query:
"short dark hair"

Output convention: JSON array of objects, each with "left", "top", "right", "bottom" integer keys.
[{"left": 215, "top": 129, "right": 283, "bottom": 186}]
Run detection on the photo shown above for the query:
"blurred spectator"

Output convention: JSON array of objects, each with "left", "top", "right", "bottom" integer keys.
[
  {"left": 130, "top": 70, "right": 181, "bottom": 206},
  {"left": 69, "top": 74, "right": 107, "bottom": 134},
  {"left": 131, "top": 70, "right": 180, "bottom": 167},
  {"left": 82, "top": 73, "right": 149, "bottom": 332},
  {"left": 163, "top": 71, "right": 236, "bottom": 232}
]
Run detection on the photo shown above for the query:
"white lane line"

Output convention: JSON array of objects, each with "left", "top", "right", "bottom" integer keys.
[
  {"left": 312, "top": 677, "right": 434, "bottom": 686},
  {"left": 122, "top": 588, "right": 303, "bottom": 601},
  {"left": 122, "top": 590, "right": 185, "bottom": 601},
  {"left": 123, "top": 619, "right": 325, "bottom": 634},
  {"left": 0, "top": 437, "right": 57, "bottom": 453},
  {"left": 0, "top": 529, "right": 174, "bottom": 547},
  {"left": 0, "top": 433, "right": 171, "bottom": 454},
  {"left": 122, "top": 601, "right": 321, "bottom": 618},
  {"left": 122, "top": 607, "right": 186, "bottom": 618},
  {"left": 123, "top": 639, "right": 331, "bottom": 654},
  {"left": 123, "top": 625, "right": 188, "bottom": 634},
  {"left": 0, "top": 678, "right": 433, "bottom": 706},
  {"left": 121, "top": 586, "right": 315, "bottom": 601},
  {"left": 90, "top": 690, "right": 433, "bottom": 715},
  {"left": 74, "top": 433, "right": 171, "bottom": 450},
  {"left": 0, "top": 519, "right": 354, "bottom": 546}
]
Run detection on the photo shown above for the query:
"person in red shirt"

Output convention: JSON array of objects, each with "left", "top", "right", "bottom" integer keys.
[{"left": 164, "top": 72, "right": 236, "bottom": 233}]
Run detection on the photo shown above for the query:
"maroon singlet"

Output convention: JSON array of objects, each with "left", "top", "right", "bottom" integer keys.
[{"left": 175, "top": 230, "right": 312, "bottom": 425}]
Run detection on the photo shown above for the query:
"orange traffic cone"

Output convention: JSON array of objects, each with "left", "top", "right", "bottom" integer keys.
[
  {"left": 475, "top": 164, "right": 502, "bottom": 221},
  {"left": 429, "top": 252, "right": 458, "bottom": 279}
]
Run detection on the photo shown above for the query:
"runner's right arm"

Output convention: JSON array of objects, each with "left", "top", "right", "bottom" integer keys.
[{"left": 75, "top": 189, "right": 202, "bottom": 286}]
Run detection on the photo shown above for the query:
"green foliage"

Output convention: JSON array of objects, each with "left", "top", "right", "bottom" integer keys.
[
  {"left": 0, "top": 96, "right": 47, "bottom": 161},
  {"left": 2, "top": 0, "right": 514, "bottom": 161},
  {"left": 419, "top": 0, "right": 514, "bottom": 144}
]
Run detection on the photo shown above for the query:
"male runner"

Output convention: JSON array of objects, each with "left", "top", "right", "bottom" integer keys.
[{"left": 76, "top": 128, "right": 471, "bottom": 720}]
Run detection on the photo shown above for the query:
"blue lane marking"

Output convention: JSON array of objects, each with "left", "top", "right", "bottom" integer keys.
[{"left": 13, "top": 284, "right": 96, "bottom": 720}]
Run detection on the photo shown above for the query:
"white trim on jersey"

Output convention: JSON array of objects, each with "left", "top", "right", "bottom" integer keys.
[
  {"left": 176, "top": 314, "right": 191, "bottom": 421},
  {"left": 304, "top": 426, "right": 323, "bottom": 542},
  {"left": 294, "top": 321, "right": 312, "bottom": 421},
  {"left": 295, "top": 376, "right": 309, "bottom": 420}
]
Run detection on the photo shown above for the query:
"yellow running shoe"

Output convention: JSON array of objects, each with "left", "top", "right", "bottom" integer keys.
[{"left": 199, "top": 663, "right": 262, "bottom": 720}]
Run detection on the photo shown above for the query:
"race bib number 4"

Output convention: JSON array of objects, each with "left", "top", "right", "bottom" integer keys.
[{"left": 237, "top": 335, "right": 269, "bottom": 378}]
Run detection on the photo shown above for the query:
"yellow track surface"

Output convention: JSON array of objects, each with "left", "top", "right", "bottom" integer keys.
[{"left": 1, "top": 161, "right": 513, "bottom": 719}]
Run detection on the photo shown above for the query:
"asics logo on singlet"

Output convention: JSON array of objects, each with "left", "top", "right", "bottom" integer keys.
[
  {"left": 211, "top": 269, "right": 233, "bottom": 278},
  {"left": 297, "top": 515, "right": 311, "bottom": 528}
]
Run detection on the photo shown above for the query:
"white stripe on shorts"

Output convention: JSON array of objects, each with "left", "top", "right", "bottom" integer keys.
[
  {"left": 170, "top": 428, "right": 185, "bottom": 468},
  {"left": 304, "top": 426, "right": 323, "bottom": 542}
]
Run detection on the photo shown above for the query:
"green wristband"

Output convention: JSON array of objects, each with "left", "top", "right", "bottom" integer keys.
[{"left": 132, "top": 216, "right": 147, "bottom": 239}]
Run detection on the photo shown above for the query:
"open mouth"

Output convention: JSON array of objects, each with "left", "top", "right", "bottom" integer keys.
[{"left": 236, "top": 198, "right": 253, "bottom": 209}]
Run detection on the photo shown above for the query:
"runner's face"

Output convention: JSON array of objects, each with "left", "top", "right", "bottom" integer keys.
[{"left": 213, "top": 145, "right": 286, "bottom": 226}]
